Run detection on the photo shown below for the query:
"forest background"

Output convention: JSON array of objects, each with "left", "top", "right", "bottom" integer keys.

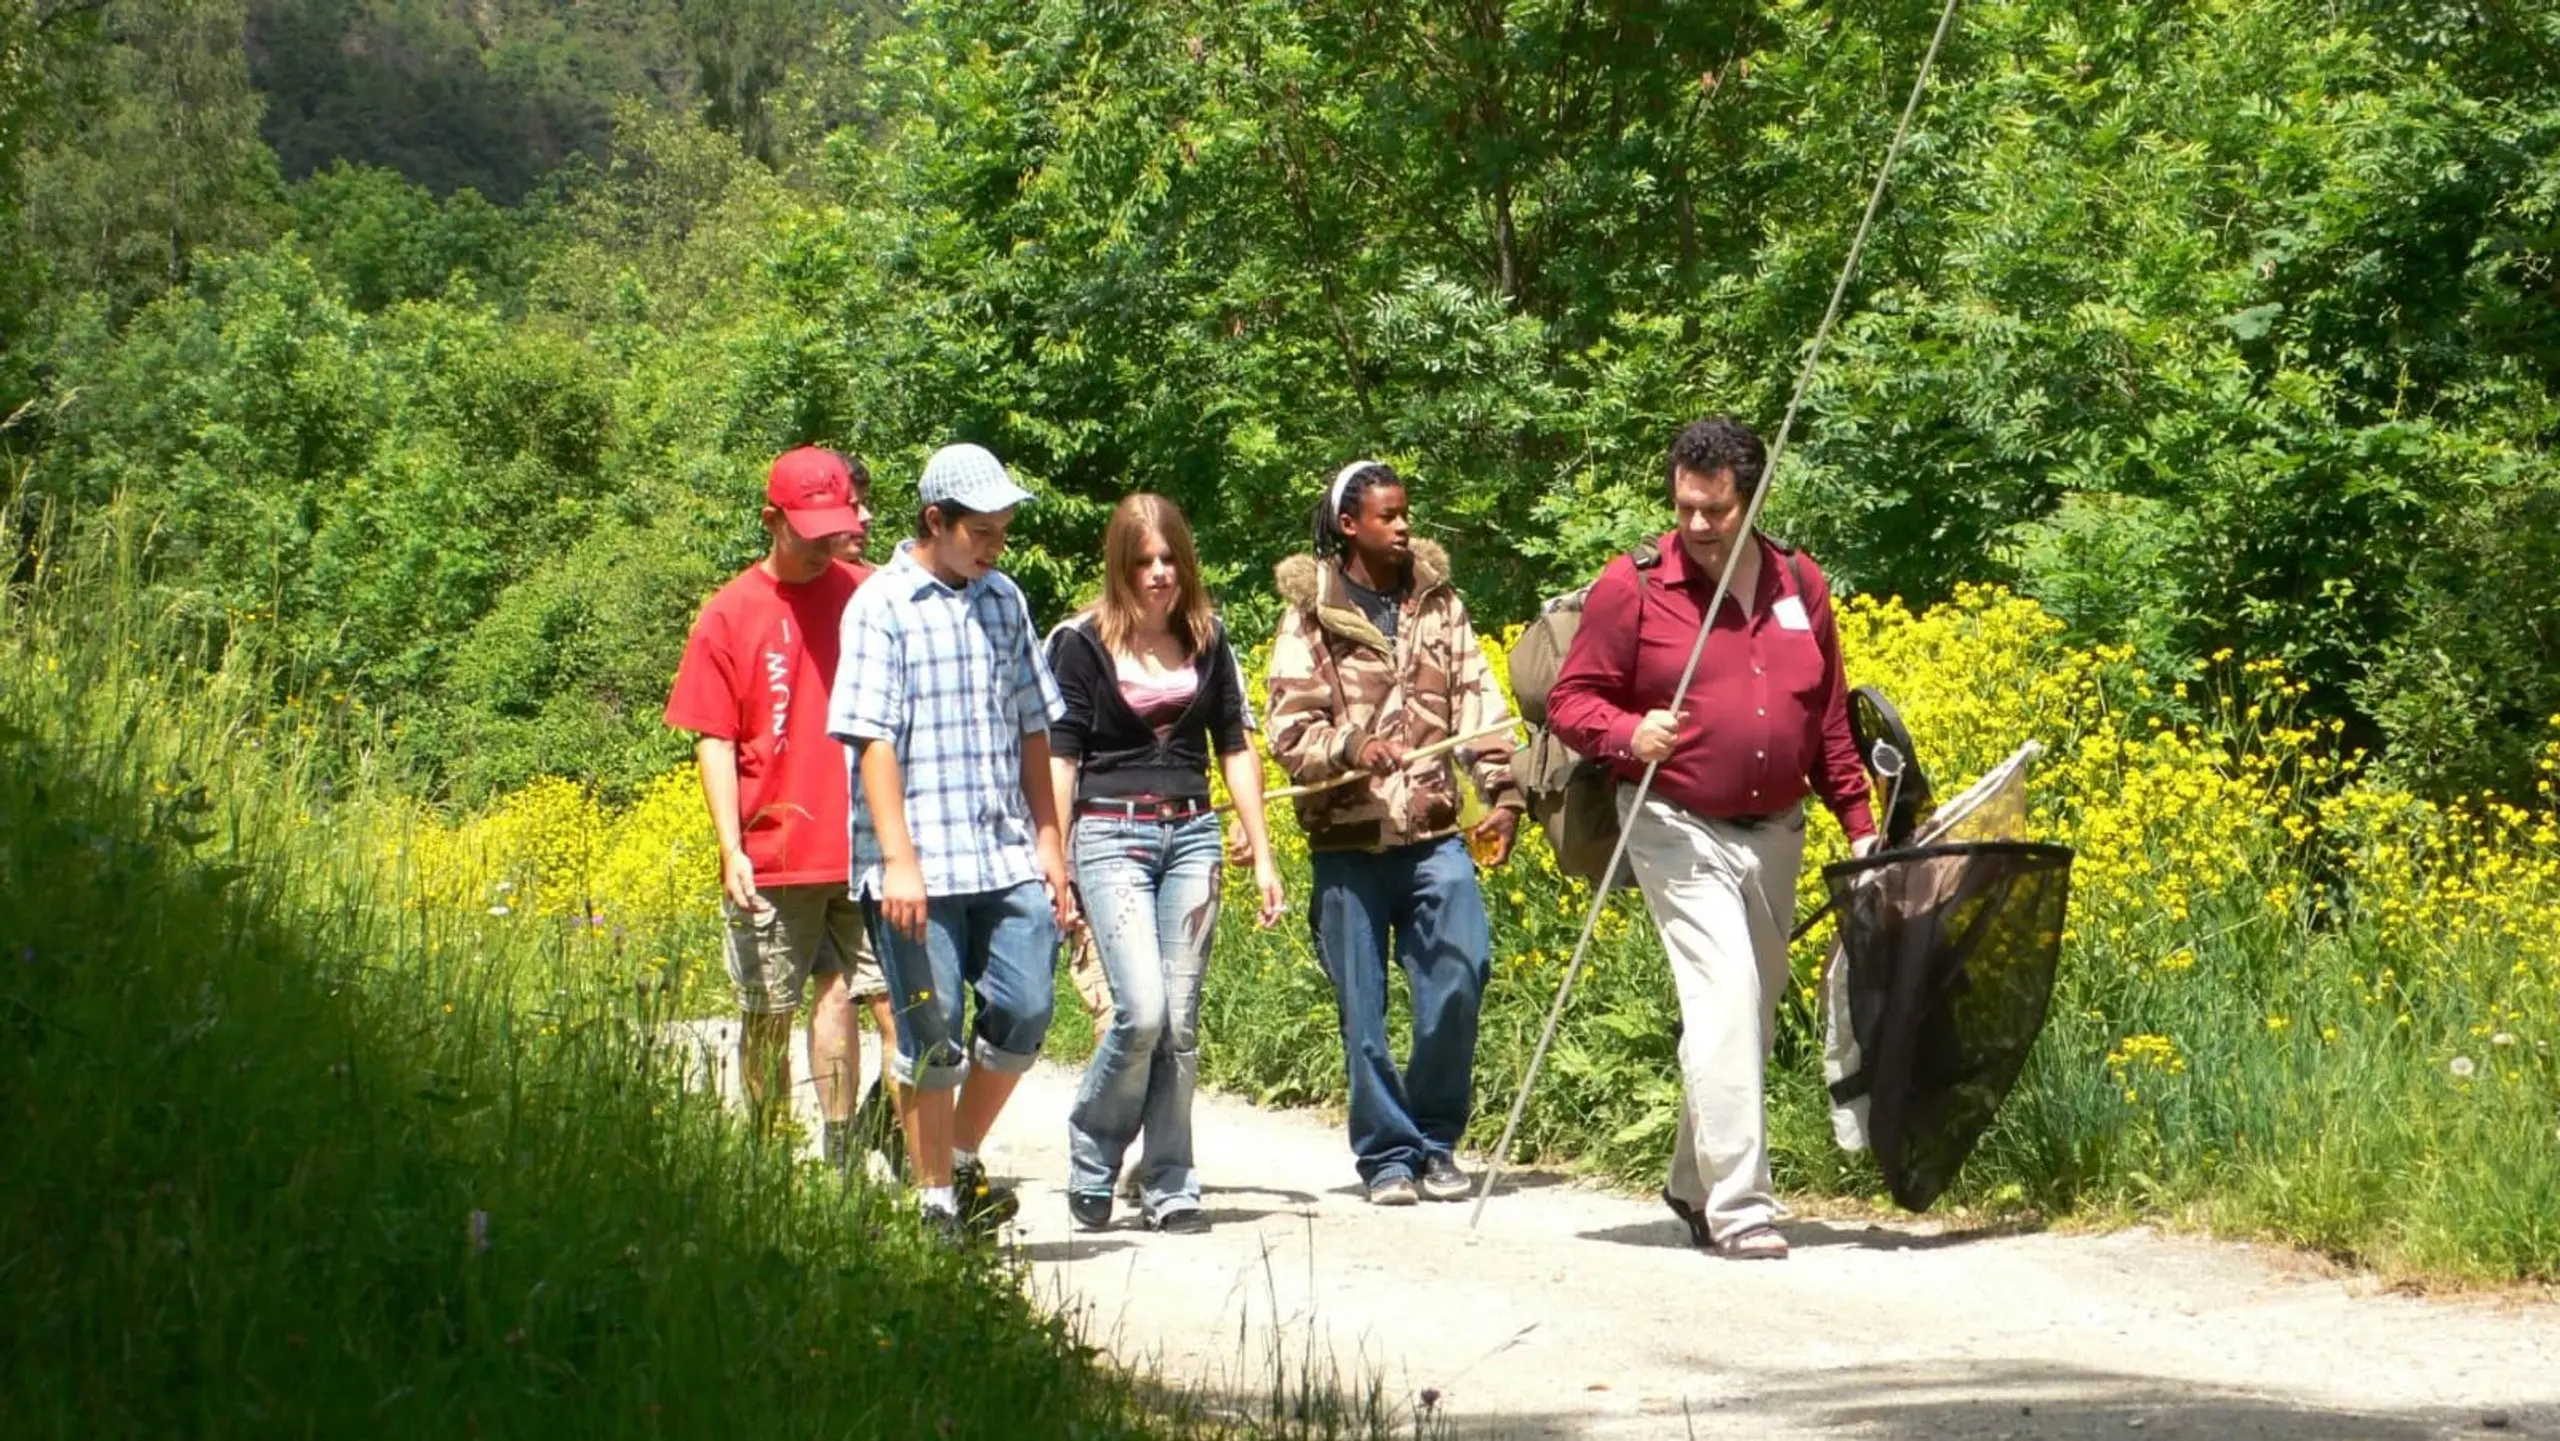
[
  {"left": 5, "top": 0, "right": 2556, "bottom": 805},
  {"left": 3, "top": 0, "right": 2559, "bottom": 1287}
]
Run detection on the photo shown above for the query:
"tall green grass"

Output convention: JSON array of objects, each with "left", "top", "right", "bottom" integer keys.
[
  {"left": 0, "top": 517, "right": 1426, "bottom": 1438},
  {"left": 1185, "top": 602, "right": 2560, "bottom": 1285},
  {"left": 1192, "top": 845, "right": 2560, "bottom": 1284}
]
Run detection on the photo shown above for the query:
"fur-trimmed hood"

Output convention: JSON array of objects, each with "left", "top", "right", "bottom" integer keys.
[
  {"left": 1272, "top": 539, "right": 1453, "bottom": 650},
  {"left": 1259, "top": 534, "right": 1520, "bottom": 851}
]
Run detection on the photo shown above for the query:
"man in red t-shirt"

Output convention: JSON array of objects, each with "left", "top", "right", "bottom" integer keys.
[{"left": 666, "top": 447, "right": 898, "bottom": 1169}]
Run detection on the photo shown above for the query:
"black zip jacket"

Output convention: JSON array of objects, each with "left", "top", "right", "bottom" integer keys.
[{"left": 1045, "top": 615, "right": 1255, "bottom": 804}]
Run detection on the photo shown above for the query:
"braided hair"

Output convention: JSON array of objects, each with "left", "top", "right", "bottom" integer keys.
[{"left": 1311, "top": 459, "right": 1397, "bottom": 559}]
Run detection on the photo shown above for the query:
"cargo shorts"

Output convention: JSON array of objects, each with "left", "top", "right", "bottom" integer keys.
[{"left": 721, "top": 883, "right": 888, "bottom": 1015}]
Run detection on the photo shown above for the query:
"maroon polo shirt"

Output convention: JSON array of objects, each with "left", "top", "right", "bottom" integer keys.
[{"left": 1547, "top": 532, "right": 1876, "bottom": 843}]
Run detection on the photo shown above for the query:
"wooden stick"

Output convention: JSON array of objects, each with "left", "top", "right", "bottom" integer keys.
[{"left": 1215, "top": 718, "right": 1523, "bottom": 813}]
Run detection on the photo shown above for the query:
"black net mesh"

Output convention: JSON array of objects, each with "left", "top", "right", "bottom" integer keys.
[{"left": 1821, "top": 841, "right": 2074, "bottom": 1211}]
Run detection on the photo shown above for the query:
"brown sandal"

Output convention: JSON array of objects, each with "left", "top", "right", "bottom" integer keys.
[{"left": 1714, "top": 1223, "right": 1790, "bottom": 1260}]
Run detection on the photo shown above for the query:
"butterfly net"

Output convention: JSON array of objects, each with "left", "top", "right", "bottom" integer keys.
[{"left": 1818, "top": 742, "right": 2074, "bottom": 1211}]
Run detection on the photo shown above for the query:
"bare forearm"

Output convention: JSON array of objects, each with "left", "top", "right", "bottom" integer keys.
[
  {"left": 856, "top": 741, "right": 916, "bottom": 864},
  {"left": 1021, "top": 731, "right": 1063, "bottom": 848},
  {"left": 1221, "top": 748, "right": 1276, "bottom": 862},
  {"left": 1047, "top": 754, "right": 1080, "bottom": 853},
  {"left": 694, "top": 737, "right": 745, "bottom": 855}
]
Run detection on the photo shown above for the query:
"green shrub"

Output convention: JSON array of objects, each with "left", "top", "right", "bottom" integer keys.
[{"left": 0, "top": 533, "right": 1430, "bottom": 1440}]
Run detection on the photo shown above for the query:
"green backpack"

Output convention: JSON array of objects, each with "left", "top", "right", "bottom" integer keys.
[
  {"left": 1507, "top": 543, "right": 1808, "bottom": 890},
  {"left": 1506, "top": 549, "right": 1662, "bottom": 891}
]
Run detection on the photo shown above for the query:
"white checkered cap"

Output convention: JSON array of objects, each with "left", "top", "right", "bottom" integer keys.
[{"left": 918, "top": 443, "right": 1036, "bottom": 512}]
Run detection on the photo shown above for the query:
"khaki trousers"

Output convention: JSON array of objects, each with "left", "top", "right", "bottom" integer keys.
[{"left": 1616, "top": 786, "right": 1807, "bottom": 1242}]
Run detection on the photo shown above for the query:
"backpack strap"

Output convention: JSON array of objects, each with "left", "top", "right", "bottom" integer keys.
[
  {"left": 1616, "top": 544, "right": 1661, "bottom": 677},
  {"left": 1770, "top": 540, "right": 1809, "bottom": 597}
]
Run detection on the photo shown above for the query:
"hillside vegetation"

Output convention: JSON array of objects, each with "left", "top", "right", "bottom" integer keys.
[
  {"left": 0, "top": 541, "right": 1418, "bottom": 1438},
  {"left": 0, "top": 0, "right": 2555, "bottom": 1307},
  {"left": 4, "top": 0, "right": 2557, "bottom": 807}
]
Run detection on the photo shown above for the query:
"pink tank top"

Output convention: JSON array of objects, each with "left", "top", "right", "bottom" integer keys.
[{"left": 1118, "top": 666, "right": 1200, "bottom": 736}]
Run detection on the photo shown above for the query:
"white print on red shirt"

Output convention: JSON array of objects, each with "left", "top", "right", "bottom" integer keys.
[{"left": 764, "top": 616, "right": 794, "bottom": 754}]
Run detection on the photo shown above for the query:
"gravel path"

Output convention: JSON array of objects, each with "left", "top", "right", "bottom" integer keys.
[{"left": 685, "top": 1023, "right": 2560, "bottom": 1439}]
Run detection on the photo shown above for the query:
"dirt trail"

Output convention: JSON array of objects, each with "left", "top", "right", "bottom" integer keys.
[{"left": 688, "top": 1024, "right": 2560, "bottom": 1439}]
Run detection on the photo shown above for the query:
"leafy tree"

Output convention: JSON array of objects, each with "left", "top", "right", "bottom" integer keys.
[
  {"left": 527, "top": 101, "right": 800, "bottom": 330},
  {"left": 244, "top": 0, "right": 683, "bottom": 203},
  {"left": 428, "top": 508, "right": 725, "bottom": 799},
  {"left": 830, "top": 0, "right": 2559, "bottom": 788},
  {"left": 19, "top": 0, "right": 282, "bottom": 311},
  {"left": 32, "top": 244, "right": 612, "bottom": 744},
  {"left": 288, "top": 162, "right": 533, "bottom": 310},
  {"left": 29, "top": 109, "right": 917, "bottom": 800},
  {"left": 17, "top": 0, "right": 2560, "bottom": 797},
  {"left": 244, "top": 1, "right": 904, "bottom": 196},
  {"left": 0, "top": 0, "right": 112, "bottom": 414},
  {"left": 675, "top": 0, "right": 805, "bottom": 165},
  {"left": 2354, "top": 430, "right": 2560, "bottom": 797}
]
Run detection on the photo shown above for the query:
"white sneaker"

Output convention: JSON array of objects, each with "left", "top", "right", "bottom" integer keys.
[{"left": 1366, "top": 1174, "right": 1420, "bottom": 1206}]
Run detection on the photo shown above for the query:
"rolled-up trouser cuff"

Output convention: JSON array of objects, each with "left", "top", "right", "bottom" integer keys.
[
  {"left": 868, "top": 881, "right": 1058, "bottom": 1092},
  {"left": 891, "top": 1048, "right": 970, "bottom": 1092},
  {"left": 972, "top": 1035, "right": 1042, "bottom": 1076}
]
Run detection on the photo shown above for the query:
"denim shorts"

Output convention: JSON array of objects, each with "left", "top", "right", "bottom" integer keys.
[{"left": 864, "top": 880, "right": 1059, "bottom": 1091}]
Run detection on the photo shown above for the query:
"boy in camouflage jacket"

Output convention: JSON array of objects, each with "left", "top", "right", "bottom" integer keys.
[{"left": 1264, "top": 461, "right": 1525, "bottom": 1205}]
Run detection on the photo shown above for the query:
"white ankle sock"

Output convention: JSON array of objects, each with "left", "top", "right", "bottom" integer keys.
[
  {"left": 920, "top": 1185, "right": 957, "bottom": 1215},
  {"left": 953, "top": 1148, "right": 980, "bottom": 1172}
]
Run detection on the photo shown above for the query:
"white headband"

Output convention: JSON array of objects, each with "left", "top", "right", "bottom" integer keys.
[{"left": 1330, "top": 459, "right": 1381, "bottom": 520}]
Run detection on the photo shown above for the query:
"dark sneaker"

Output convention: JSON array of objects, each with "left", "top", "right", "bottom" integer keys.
[
  {"left": 853, "top": 1083, "right": 906, "bottom": 1182},
  {"left": 1147, "top": 1205, "right": 1211, "bottom": 1235},
  {"left": 1661, "top": 1188, "right": 1711, "bottom": 1248},
  {"left": 1365, "top": 1173, "right": 1419, "bottom": 1207},
  {"left": 1067, "top": 1192, "right": 1114, "bottom": 1232},
  {"left": 919, "top": 1206, "right": 973, "bottom": 1248},
  {"left": 1419, "top": 1153, "right": 1472, "bottom": 1202},
  {"left": 954, "top": 1156, "right": 1020, "bottom": 1233}
]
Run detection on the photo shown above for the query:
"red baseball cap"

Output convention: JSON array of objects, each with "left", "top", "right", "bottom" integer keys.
[{"left": 766, "top": 448, "right": 864, "bottom": 539}]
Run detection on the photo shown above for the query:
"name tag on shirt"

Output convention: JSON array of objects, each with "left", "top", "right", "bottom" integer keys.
[{"left": 1772, "top": 595, "right": 1812, "bottom": 631}]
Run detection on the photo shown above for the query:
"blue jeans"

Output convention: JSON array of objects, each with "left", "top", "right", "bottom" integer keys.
[
  {"left": 1309, "top": 836, "right": 1492, "bottom": 1186},
  {"left": 865, "top": 880, "right": 1059, "bottom": 1091},
  {"left": 1066, "top": 812, "right": 1223, "bottom": 1215}
]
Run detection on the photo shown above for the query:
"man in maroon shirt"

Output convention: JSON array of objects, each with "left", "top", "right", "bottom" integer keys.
[
  {"left": 665, "top": 447, "right": 898, "bottom": 1169},
  {"left": 1547, "top": 417, "right": 1879, "bottom": 1260}
]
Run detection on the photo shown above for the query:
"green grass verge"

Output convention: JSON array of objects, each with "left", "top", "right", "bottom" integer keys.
[
  {"left": 1189, "top": 860, "right": 2560, "bottom": 1284},
  {"left": 0, "top": 560, "right": 1425, "bottom": 1438}
]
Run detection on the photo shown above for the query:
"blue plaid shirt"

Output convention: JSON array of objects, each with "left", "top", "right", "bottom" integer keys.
[{"left": 827, "top": 541, "right": 1066, "bottom": 899}]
